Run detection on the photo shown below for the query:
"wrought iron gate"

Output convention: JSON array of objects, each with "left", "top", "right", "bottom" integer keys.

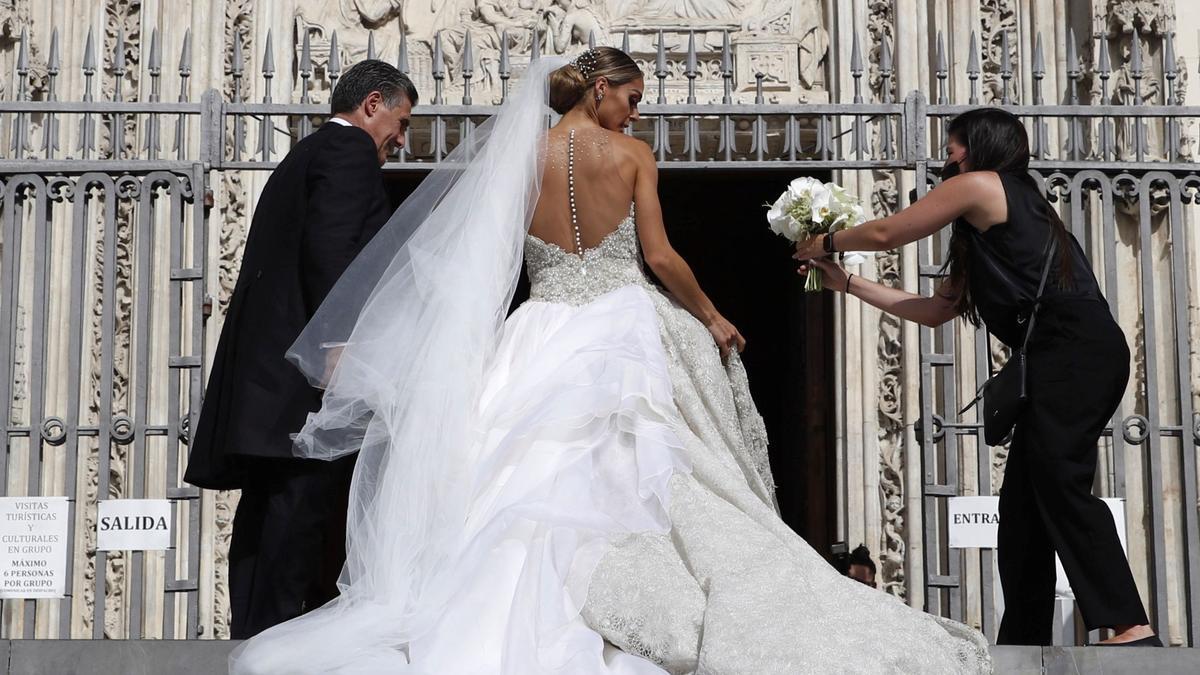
[
  {"left": 915, "top": 97, "right": 1200, "bottom": 645},
  {"left": 0, "top": 167, "right": 207, "bottom": 638},
  {"left": 0, "top": 25, "right": 1198, "bottom": 645}
]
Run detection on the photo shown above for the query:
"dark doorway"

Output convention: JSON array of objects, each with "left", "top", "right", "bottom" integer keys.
[
  {"left": 656, "top": 169, "right": 836, "bottom": 554},
  {"left": 383, "top": 168, "right": 837, "bottom": 554}
]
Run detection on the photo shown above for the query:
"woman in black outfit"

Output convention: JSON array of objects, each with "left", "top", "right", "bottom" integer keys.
[{"left": 793, "top": 108, "right": 1158, "bottom": 646}]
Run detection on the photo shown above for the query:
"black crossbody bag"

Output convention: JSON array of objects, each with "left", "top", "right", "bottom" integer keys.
[{"left": 960, "top": 234, "right": 1058, "bottom": 446}]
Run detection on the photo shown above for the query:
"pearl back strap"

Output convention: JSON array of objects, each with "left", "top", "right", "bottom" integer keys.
[{"left": 567, "top": 128, "right": 582, "bottom": 256}]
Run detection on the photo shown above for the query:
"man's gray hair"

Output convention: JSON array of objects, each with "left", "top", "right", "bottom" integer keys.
[{"left": 330, "top": 60, "right": 419, "bottom": 114}]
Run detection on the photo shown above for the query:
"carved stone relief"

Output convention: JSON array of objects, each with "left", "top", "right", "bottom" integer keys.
[
  {"left": 6, "top": 279, "right": 26, "bottom": 435},
  {"left": 221, "top": 0, "right": 253, "bottom": 316},
  {"left": 211, "top": 0, "right": 256, "bottom": 641},
  {"left": 0, "top": 0, "right": 49, "bottom": 140},
  {"left": 74, "top": 0, "right": 143, "bottom": 639},
  {"left": 866, "top": 0, "right": 905, "bottom": 601},
  {"left": 1179, "top": 66, "right": 1194, "bottom": 160},
  {"left": 0, "top": 1, "right": 30, "bottom": 100},
  {"left": 291, "top": 0, "right": 829, "bottom": 105},
  {"left": 979, "top": 0, "right": 1019, "bottom": 103},
  {"left": 876, "top": 249, "right": 907, "bottom": 599},
  {"left": 1080, "top": 1, "right": 1181, "bottom": 160},
  {"left": 865, "top": 0, "right": 895, "bottom": 103}
]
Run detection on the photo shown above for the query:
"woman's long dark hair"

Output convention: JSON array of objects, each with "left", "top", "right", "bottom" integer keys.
[{"left": 942, "top": 108, "right": 1074, "bottom": 324}]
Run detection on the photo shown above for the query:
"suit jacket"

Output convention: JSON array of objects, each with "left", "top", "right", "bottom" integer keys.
[{"left": 185, "top": 122, "right": 390, "bottom": 489}]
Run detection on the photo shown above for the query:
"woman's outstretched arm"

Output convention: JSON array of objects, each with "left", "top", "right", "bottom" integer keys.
[
  {"left": 793, "top": 172, "right": 1002, "bottom": 259},
  {"left": 801, "top": 258, "right": 962, "bottom": 328}
]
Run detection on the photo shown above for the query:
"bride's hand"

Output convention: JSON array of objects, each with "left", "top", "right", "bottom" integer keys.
[
  {"left": 797, "top": 257, "right": 850, "bottom": 292},
  {"left": 706, "top": 315, "right": 746, "bottom": 358}
]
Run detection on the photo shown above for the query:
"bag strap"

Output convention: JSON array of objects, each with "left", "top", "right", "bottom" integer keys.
[
  {"left": 959, "top": 230, "right": 1058, "bottom": 417},
  {"left": 1018, "top": 232, "right": 1058, "bottom": 353}
]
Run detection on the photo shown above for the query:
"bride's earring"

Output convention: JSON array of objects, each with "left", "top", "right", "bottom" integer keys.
[{"left": 596, "top": 92, "right": 604, "bottom": 103}]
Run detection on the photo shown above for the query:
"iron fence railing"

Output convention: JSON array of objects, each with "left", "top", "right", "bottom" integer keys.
[{"left": 0, "top": 23, "right": 1197, "bottom": 645}]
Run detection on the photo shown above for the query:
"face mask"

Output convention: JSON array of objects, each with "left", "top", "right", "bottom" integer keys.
[{"left": 940, "top": 158, "right": 961, "bottom": 179}]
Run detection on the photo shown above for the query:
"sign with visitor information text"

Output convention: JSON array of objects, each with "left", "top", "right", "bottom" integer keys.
[
  {"left": 0, "top": 496, "right": 69, "bottom": 598},
  {"left": 97, "top": 499, "right": 172, "bottom": 551}
]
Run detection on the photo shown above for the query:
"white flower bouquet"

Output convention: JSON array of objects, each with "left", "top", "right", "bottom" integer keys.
[{"left": 766, "top": 177, "right": 869, "bottom": 292}]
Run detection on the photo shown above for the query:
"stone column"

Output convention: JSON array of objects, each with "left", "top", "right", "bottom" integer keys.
[{"left": 893, "top": 0, "right": 927, "bottom": 611}]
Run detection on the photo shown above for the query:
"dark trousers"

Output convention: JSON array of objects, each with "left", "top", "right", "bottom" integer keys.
[
  {"left": 228, "top": 454, "right": 356, "bottom": 639},
  {"left": 996, "top": 299, "right": 1149, "bottom": 645}
]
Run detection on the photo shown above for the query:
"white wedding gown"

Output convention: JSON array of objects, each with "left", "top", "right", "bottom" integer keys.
[
  {"left": 233, "top": 122, "right": 991, "bottom": 673},
  {"left": 390, "top": 211, "right": 993, "bottom": 674},
  {"left": 514, "top": 207, "right": 992, "bottom": 673}
]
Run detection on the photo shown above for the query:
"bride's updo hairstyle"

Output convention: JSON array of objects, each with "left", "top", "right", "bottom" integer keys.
[{"left": 548, "top": 47, "right": 642, "bottom": 114}]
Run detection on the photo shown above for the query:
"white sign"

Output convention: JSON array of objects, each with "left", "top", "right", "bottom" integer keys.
[
  {"left": 97, "top": 499, "right": 172, "bottom": 551},
  {"left": 948, "top": 496, "right": 1000, "bottom": 549},
  {"left": 0, "top": 497, "right": 69, "bottom": 598}
]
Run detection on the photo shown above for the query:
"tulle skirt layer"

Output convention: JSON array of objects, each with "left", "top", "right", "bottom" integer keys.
[
  {"left": 232, "top": 282, "right": 993, "bottom": 674},
  {"left": 576, "top": 288, "right": 993, "bottom": 674},
  {"left": 232, "top": 285, "right": 689, "bottom": 674}
]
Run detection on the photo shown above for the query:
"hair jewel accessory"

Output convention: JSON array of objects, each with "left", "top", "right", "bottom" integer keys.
[{"left": 571, "top": 48, "right": 598, "bottom": 79}]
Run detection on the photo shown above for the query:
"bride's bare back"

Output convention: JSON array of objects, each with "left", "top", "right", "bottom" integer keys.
[
  {"left": 530, "top": 125, "right": 640, "bottom": 252},
  {"left": 528, "top": 121, "right": 745, "bottom": 356}
]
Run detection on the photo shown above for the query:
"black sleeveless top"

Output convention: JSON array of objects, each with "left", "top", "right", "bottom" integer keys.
[{"left": 957, "top": 173, "right": 1102, "bottom": 347}]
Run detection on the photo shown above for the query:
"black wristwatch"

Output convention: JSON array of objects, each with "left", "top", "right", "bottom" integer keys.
[{"left": 823, "top": 231, "right": 837, "bottom": 254}]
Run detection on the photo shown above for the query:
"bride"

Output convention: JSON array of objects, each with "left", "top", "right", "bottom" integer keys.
[{"left": 231, "top": 48, "right": 991, "bottom": 674}]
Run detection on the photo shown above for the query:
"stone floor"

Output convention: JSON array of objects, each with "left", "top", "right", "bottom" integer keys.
[
  {"left": 0, "top": 640, "right": 1196, "bottom": 674},
  {"left": 992, "top": 644, "right": 1200, "bottom": 675}
]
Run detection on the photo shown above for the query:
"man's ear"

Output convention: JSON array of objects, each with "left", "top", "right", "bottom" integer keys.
[{"left": 363, "top": 91, "right": 384, "bottom": 117}]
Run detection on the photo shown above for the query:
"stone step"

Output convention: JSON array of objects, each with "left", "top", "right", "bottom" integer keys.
[
  {"left": 991, "top": 645, "right": 1198, "bottom": 675},
  {"left": 0, "top": 640, "right": 1195, "bottom": 674}
]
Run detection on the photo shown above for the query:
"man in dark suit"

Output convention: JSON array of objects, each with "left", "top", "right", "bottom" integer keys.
[{"left": 184, "top": 60, "right": 417, "bottom": 639}]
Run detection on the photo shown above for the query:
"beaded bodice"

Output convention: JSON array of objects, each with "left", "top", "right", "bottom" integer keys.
[
  {"left": 524, "top": 215, "right": 653, "bottom": 306},
  {"left": 525, "top": 128, "right": 652, "bottom": 305}
]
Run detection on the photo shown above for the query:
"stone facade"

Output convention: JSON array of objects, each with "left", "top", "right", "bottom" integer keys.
[{"left": 1, "top": 0, "right": 1198, "bottom": 647}]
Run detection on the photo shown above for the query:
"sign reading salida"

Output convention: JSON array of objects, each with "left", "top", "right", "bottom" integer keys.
[{"left": 97, "top": 499, "right": 172, "bottom": 551}]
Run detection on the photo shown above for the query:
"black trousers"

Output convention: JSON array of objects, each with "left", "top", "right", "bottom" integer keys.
[
  {"left": 228, "top": 454, "right": 356, "bottom": 639},
  {"left": 996, "top": 298, "right": 1149, "bottom": 645}
]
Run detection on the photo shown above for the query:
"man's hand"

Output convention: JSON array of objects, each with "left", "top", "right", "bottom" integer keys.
[{"left": 319, "top": 343, "right": 345, "bottom": 389}]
